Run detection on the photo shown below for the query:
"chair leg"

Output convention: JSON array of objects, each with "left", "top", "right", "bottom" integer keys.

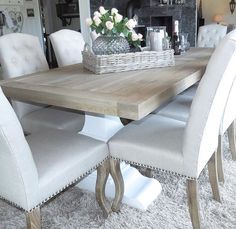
[
  {"left": 26, "top": 207, "right": 41, "bottom": 229},
  {"left": 110, "top": 159, "right": 124, "bottom": 212},
  {"left": 96, "top": 160, "right": 112, "bottom": 217},
  {"left": 187, "top": 180, "right": 201, "bottom": 229},
  {"left": 227, "top": 120, "right": 236, "bottom": 161},
  {"left": 208, "top": 152, "right": 221, "bottom": 202},
  {"left": 217, "top": 135, "right": 225, "bottom": 183},
  {"left": 144, "top": 168, "right": 153, "bottom": 178}
]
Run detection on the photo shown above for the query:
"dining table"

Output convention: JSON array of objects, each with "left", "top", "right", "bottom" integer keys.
[{"left": 0, "top": 47, "right": 213, "bottom": 210}]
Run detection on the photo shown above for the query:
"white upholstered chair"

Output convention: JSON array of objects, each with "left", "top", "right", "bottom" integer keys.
[
  {"left": 157, "top": 81, "right": 236, "bottom": 183},
  {"left": 0, "top": 33, "right": 84, "bottom": 134},
  {"left": 108, "top": 30, "right": 236, "bottom": 229},
  {"left": 49, "top": 29, "right": 85, "bottom": 67},
  {"left": 197, "top": 24, "right": 227, "bottom": 48},
  {"left": 0, "top": 86, "right": 111, "bottom": 228},
  {"left": 157, "top": 29, "right": 236, "bottom": 182}
]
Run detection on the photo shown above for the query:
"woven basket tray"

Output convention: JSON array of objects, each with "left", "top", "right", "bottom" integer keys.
[{"left": 82, "top": 46, "right": 175, "bottom": 74}]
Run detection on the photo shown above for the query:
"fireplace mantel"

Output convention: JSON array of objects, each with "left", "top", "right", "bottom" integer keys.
[{"left": 90, "top": 0, "right": 197, "bottom": 47}]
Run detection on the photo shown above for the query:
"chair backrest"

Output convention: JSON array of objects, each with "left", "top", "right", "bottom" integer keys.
[
  {"left": 49, "top": 29, "right": 85, "bottom": 67},
  {"left": 0, "top": 87, "right": 38, "bottom": 210},
  {"left": 221, "top": 79, "right": 236, "bottom": 134},
  {"left": 183, "top": 30, "right": 236, "bottom": 178},
  {"left": 197, "top": 24, "right": 227, "bottom": 48},
  {"left": 0, "top": 33, "right": 49, "bottom": 119}
]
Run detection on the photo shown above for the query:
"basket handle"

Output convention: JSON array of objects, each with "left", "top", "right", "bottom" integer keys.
[{"left": 83, "top": 43, "right": 92, "bottom": 52}]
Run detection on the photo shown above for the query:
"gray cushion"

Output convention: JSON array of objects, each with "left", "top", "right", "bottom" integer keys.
[
  {"left": 49, "top": 29, "right": 85, "bottom": 67},
  {"left": 197, "top": 24, "right": 227, "bottom": 48},
  {"left": 27, "top": 130, "right": 108, "bottom": 208},
  {"left": 109, "top": 115, "right": 186, "bottom": 176},
  {"left": 21, "top": 107, "right": 85, "bottom": 133},
  {"left": 158, "top": 95, "right": 192, "bottom": 122}
]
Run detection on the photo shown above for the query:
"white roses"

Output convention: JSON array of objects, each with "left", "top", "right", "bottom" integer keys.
[
  {"left": 86, "top": 6, "right": 143, "bottom": 49},
  {"left": 114, "top": 13, "right": 123, "bottom": 23},
  {"left": 111, "top": 8, "right": 118, "bottom": 15},
  {"left": 126, "top": 19, "right": 137, "bottom": 30},
  {"left": 106, "top": 21, "right": 114, "bottom": 30},
  {"left": 131, "top": 32, "right": 143, "bottom": 41},
  {"left": 93, "top": 16, "right": 101, "bottom": 26},
  {"left": 99, "top": 6, "right": 107, "bottom": 15}
]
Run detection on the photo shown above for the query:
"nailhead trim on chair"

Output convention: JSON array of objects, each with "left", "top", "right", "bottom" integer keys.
[
  {"left": 111, "top": 156, "right": 196, "bottom": 181},
  {"left": 0, "top": 157, "right": 109, "bottom": 213}
]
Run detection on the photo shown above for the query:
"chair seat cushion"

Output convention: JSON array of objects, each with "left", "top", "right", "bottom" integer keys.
[
  {"left": 109, "top": 115, "right": 187, "bottom": 177},
  {"left": 152, "top": 84, "right": 197, "bottom": 115},
  {"left": 21, "top": 106, "right": 85, "bottom": 134},
  {"left": 26, "top": 130, "right": 108, "bottom": 208},
  {"left": 158, "top": 95, "right": 192, "bottom": 122},
  {"left": 179, "top": 84, "right": 198, "bottom": 97}
]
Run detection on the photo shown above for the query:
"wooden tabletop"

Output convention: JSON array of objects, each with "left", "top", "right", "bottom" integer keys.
[{"left": 0, "top": 48, "right": 213, "bottom": 120}]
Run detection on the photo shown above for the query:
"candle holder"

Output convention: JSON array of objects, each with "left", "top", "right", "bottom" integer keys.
[{"left": 146, "top": 26, "right": 167, "bottom": 49}]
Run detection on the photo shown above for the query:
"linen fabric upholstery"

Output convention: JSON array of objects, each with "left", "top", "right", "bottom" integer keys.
[
  {"left": 221, "top": 80, "right": 236, "bottom": 133},
  {"left": 0, "top": 33, "right": 49, "bottom": 79},
  {"left": 183, "top": 31, "right": 236, "bottom": 177},
  {"left": 158, "top": 95, "right": 192, "bottom": 122},
  {"left": 49, "top": 29, "right": 85, "bottom": 67},
  {"left": 26, "top": 130, "right": 108, "bottom": 209},
  {"left": 0, "top": 87, "right": 38, "bottom": 211},
  {"left": 21, "top": 107, "right": 85, "bottom": 134},
  {"left": 0, "top": 33, "right": 85, "bottom": 133},
  {"left": 0, "top": 87, "right": 109, "bottom": 211},
  {"left": 109, "top": 115, "right": 186, "bottom": 175},
  {"left": 179, "top": 84, "right": 198, "bottom": 97},
  {"left": 0, "top": 33, "right": 48, "bottom": 119},
  {"left": 158, "top": 80, "right": 236, "bottom": 136},
  {"left": 152, "top": 84, "right": 197, "bottom": 115},
  {"left": 197, "top": 24, "right": 227, "bottom": 48},
  {"left": 109, "top": 30, "right": 236, "bottom": 179}
]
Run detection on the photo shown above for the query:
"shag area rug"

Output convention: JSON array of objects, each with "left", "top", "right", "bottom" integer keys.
[{"left": 0, "top": 135, "right": 236, "bottom": 229}]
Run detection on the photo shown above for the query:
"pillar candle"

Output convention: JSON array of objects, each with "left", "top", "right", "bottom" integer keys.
[{"left": 150, "top": 32, "right": 163, "bottom": 51}]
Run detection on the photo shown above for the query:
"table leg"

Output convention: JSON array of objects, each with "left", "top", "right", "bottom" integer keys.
[{"left": 78, "top": 113, "right": 162, "bottom": 211}]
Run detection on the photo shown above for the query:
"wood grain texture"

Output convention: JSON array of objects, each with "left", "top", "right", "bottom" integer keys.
[
  {"left": 26, "top": 207, "right": 41, "bottom": 229},
  {"left": 96, "top": 160, "right": 112, "bottom": 217},
  {"left": 109, "top": 159, "right": 124, "bottom": 212},
  {"left": 187, "top": 180, "right": 201, "bottom": 229},
  {"left": 217, "top": 135, "right": 225, "bottom": 183},
  {"left": 227, "top": 120, "right": 236, "bottom": 161},
  {"left": 208, "top": 152, "right": 221, "bottom": 202},
  {"left": 0, "top": 48, "right": 213, "bottom": 120}
]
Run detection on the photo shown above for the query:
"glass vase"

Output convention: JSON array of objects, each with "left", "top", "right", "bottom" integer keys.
[{"left": 92, "top": 36, "right": 130, "bottom": 55}]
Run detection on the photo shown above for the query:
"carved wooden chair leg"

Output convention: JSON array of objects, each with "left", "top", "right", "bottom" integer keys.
[
  {"left": 187, "top": 180, "right": 201, "bottom": 229},
  {"left": 227, "top": 120, "right": 236, "bottom": 161},
  {"left": 96, "top": 160, "right": 112, "bottom": 217},
  {"left": 26, "top": 207, "right": 41, "bottom": 229},
  {"left": 208, "top": 151, "right": 221, "bottom": 202},
  {"left": 144, "top": 168, "right": 153, "bottom": 178},
  {"left": 217, "top": 135, "right": 224, "bottom": 183},
  {"left": 110, "top": 159, "right": 124, "bottom": 212}
]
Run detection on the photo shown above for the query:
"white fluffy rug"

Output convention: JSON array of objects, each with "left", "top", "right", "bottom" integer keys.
[{"left": 0, "top": 136, "right": 236, "bottom": 229}]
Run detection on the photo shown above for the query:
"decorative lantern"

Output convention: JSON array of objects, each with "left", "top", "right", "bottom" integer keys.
[{"left": 229, "top": 0, "right": 236, "bottom": 14}]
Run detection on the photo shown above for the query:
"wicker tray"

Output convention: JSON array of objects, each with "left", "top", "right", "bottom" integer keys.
[{"left": 82, "top": 46, "right": 175, "bottom": 74}]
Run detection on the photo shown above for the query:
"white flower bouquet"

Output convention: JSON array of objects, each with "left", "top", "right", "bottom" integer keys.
[{"left": 86, "top": 6, "right": 143, "bottom": 48}]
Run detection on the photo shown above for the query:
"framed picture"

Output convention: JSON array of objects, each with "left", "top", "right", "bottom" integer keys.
[{"left": 27, "top": 8, "right": 35, "bottom": 17}]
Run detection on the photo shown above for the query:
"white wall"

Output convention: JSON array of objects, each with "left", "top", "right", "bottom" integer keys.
[
  {"left": 42, "top": 0, "right": 81, "bottom": 34},
  {"left": 0, "top": 0, "right": 43, "bottom": 46},
  {"left": 202, "top": 0, "right": 236, "bottom": 25}
]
